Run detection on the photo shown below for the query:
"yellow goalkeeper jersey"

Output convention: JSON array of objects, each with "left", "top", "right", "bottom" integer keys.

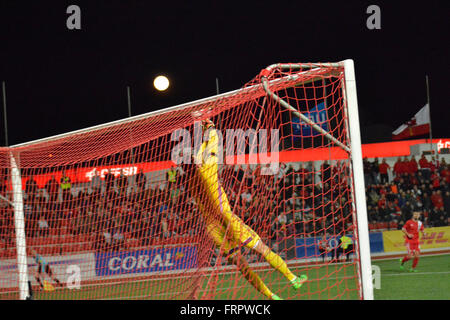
[{"left": 191, "top": 127, "right": 260, "bottom": 252}]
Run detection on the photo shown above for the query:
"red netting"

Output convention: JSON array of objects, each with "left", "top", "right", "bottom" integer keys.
[{"left": 0, "top": 63, "right": 361, "bottom": 300}]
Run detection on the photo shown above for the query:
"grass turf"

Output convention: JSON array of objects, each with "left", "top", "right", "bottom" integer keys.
[
  {"left": 372, "top": 254, "right": 450, "bottom": 300},
  {"left": 3, "top": 254, "right": 449, "bottom": 300}
]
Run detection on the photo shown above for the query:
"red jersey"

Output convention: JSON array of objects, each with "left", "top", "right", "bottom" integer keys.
[
  {"left": 394, "top": 162, "right": 405, "bottom": 175},
  {"left": 419, "top": 157, "right": 430, "bottom": 169},
  {"left": 408, "top": 160, "right": 418, "bottom": 174},
  {"left": 379, "top": 162, "right": 390, "bottom": 174},
  {"left": 445, "top": 170, "right": 450, "bottom": 184},
  {"left": 318, "top": 238, "right": 328, "bottom": 250},
  {"left": 403, "top": 219, "right": 424, "bottom": 243}
]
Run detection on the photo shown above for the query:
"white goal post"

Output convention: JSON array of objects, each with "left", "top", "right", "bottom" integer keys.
[
  {"left": 342, "top": 59, "right": 373, "bottom": 300},
  {"left": 259, "top": 59, "right": 373, "bottom": 299}
]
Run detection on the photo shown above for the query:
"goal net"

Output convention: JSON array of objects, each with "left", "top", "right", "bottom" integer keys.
[{"left": 0, "top": 60, "right": 372, "bottom": 300}]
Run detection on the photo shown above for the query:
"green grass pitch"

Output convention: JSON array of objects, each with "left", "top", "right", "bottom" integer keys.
[
  {"left": 3, "top": 254, "right": 449, "bottom": 300},
  {"left": 372, "top": 254, "right": 450, "bottom": 300}
]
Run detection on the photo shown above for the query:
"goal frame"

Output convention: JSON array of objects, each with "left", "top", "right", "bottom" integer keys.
[
  {"left": 259, "top": 60, "right": 372, "bottom": 299},
  {"left": 9, "top": 59, "right": 373, "bottom": 300}
]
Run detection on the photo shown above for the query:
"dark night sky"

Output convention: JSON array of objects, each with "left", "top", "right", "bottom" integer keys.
[{"left": 0, "top": 1, "right": 448, "bottom": 146}]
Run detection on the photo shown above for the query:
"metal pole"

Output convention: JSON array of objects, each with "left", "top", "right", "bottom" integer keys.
[
  {"left": 425, "top": 75, "right": 434, "bottom": 162},
  {"left": 127, "top": 86, "right": 132, "bottom": 118},
  {"left": 127, "top": 86, "right": 135, "bottom": 164},
  {"left": 2, "top": 81, "right": 8, "bottom": 147},
  {"left": 215, "top": 78, "right": 221, "bottom": 130}
]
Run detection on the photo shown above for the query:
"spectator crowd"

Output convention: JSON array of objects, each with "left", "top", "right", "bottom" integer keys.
[
  {"left": 0, "top": 154, "right": 448, "bottom": 257},
  {"left": 364, "top": 155, "right": 450, "bottom": 230}
]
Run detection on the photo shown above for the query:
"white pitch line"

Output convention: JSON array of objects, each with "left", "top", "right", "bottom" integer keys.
[{"left": 380, "top": 271, "right": 450, "bottom": 277}]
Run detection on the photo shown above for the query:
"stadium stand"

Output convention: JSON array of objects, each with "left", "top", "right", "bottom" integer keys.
[{"left": 0, "top": 156, "right": 449, "bottom": 258}]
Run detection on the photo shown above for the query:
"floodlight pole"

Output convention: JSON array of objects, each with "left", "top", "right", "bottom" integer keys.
[
  {"left": 2, "top": 81, "right": 8, "bottom": 146},
  {"left": 127, "top": 86, "right": 136, "bottom": 164},
  {"left": 127, "top": 86, "right": 132, "bottom": 118},
  {"left": 425, "top": 75, "right": 434, "bottom": 162},
  {"left": 215, "top": 78, "right": 220, "bottom": 95}
]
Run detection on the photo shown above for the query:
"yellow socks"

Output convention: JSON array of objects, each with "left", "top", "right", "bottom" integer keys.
[{"left": 264, "top": 250, "right": 297, "bottom": 282}]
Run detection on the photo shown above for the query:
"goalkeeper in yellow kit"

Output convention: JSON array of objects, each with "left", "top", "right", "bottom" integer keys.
[{"left": 184, "top": 118, "right": 307, "bottom": 300}]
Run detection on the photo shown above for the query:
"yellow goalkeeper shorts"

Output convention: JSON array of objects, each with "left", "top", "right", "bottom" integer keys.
[{"left": 206, "top": 220, "right": 260, "bottom": 258}]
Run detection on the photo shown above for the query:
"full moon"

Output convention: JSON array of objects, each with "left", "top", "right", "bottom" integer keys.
[{"left": 153, "top": 75, "right": 170, "bottom": 91}]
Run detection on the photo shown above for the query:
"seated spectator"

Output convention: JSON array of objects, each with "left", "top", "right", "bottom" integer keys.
[
  {"left": 434, "top": 207, "right": 448, "bottom": 227},
  {"left": 367, "top": 205, "right": 379, "bottom": 223},
  {"left": 416, "top": 171, "right": 427, "bottom": 185},
  {"left": 431, "top": 172, "right": 441, "bottom": 190},
  {"left": 406, "top": 190, "right": 420, "bottom": 209},
  {"left": 398, "top": 202, "right": 413, "bottom": 230},
  {"left": 102, "top": 227, "right": 113, "bottom": 249},
  {"left": 397, "top": 191, "right": 407, "bottom": 208},
  {"left": 37, "top": 215, "right": 49, "bottom": 237},
  {"left": 440, "top": 179, "right": 450, "bottom": 193},
  {"left": 444, "top": 190, "right": 450, "bottom": 214},
  {"left": 411, "top": 185, "right": 422, "bottom": 197},
  {"left": 367, "top": 187, "right": 380, "bottom": 207},
  {"left": 378, "top": 203, "right": 390, "bottom": 222},
  {"left": 409, "top": 173, "right": 419, "bottom": 186},
  {"left": 386, "top": 201, "right": 401, "bottom": 223},
  {"left": 112, "top": 227, "right": 125, "bottom": 250},
  {"left": 431, "top": 190, "right": 444, "bottom": 209},
  {"left": 379, "top": 184, "right": 388, "bottom": 197},
  {"left": 276, "top": 212, "right": 288, "bottom": 229},
  {"left": 386, "top": 183, "right": 398, "bottom": 202},
  {"left": 428, "top": 206, "right": 442, "bottom": 227},
  {"left": 421, "top": 192, "right": 432, "bottom": 212},
  {"left": 443, "top": 166, "right": 450, "bottom": 184},
  {"left": 400, "top": 174, "right": 413, "bottom": 191},
  {"left": 377, "top": 194, "right": 387, "bottom": 208}
]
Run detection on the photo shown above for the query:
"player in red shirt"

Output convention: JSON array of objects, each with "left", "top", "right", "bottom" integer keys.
[
  {"left": 400, "top": 211, "right": 427, "bottom": 272},
  {"left": 318, "top": 233, "right": 331, "bottom": 262}
]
